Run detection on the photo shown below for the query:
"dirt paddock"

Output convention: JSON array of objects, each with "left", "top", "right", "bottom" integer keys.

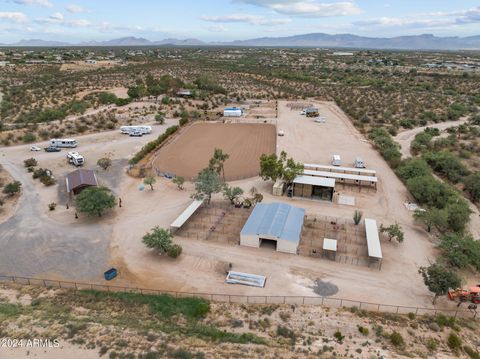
[{"left": 152, "top": 122, "right": 276, "bottom": 180}]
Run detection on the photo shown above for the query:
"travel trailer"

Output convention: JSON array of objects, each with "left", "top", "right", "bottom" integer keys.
[
  {"left": 50, "top": 138, "right": 77, "bottom": 148},
  {"left": 120, "top": 125, "right": 152, "bottom": 135}
]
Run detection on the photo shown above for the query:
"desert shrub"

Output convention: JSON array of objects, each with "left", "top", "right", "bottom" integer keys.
[
  {"left": 390, "top": 331, "right": 405, "bottom": 348},
  {"left": 333, "top": 330, "right": 345, "bottom": 343},
  {"left": 368, "top": 128, "right": 401, "bottom": 168},
  {"left": 464, "top": 346, "right": 480, "bottom": 359},
  {"left": 426, "top": 338, "right": 438, "bottom": 351},
  {"left": 396, "top": 158, "right": 432, "bottom": 181},
  {"left": 464, "top": 172, "right": 480, "bottom": 202},
  {"left": 3, "top": 181, "right": 21, "bottom": 196},
  {"left": 447, "top": 332, "right": 462, "bottom": 351},
  {"left": 423, "top": 151, "right": 469, "bottom": 183},
  {"left": 24, "top": 158, "right": 38, "bottom": 168},
  {"left": 440, "top": 233, "right": 480, "bottom": 271},
  {"left": 166, "top": 244, "right": 183, "bottom": 258},
  {"left": 22, "top": 132, "right": 37, "bottom": 143},
  {"left": 358, "top": 326, "right": 369, "bottom": 336}
]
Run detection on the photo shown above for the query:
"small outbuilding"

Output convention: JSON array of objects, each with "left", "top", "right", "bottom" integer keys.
[
  {"left": 66, "top": 169, "right": 98, "bottom": 195},
  {"left": 305, "top": 107, "right": 319, "bottom": 117},
  {"left": 240, "top": 202, "right": 305, "bottom": 254},
  {"left": 293, "top": 175, "right": 335, "bottom": 201}
]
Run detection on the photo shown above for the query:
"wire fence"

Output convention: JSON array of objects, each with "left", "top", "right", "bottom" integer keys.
[{"left": 0, "top": 275, "right": 477, "bottom": 319}]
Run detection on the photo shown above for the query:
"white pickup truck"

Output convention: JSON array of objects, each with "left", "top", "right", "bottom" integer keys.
[{"left": 67, "top": 151, "right": 85, "bottom": 166}]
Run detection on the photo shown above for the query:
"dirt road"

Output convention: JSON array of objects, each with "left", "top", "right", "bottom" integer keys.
[{"left": 394, "top": 117, "right": 469, "bottom": 158}]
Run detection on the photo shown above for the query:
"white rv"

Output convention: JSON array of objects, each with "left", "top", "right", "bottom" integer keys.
[
  {"left": 51, "top": 139, "right": 77, "bottom": 148},
  {"left": 120, "top": 125, "right": 152, "bottom": 135},
  {"left": 67, "top": 151, "right": 84, "bottom": 166}
]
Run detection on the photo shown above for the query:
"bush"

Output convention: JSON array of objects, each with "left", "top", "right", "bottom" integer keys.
[
  {"left": 368, "top": 128, "right": 401, "bottom": 168},
  {"left": 390, "top": 331, "right": 405, "bottom": 348},
  {"left": 166, "top": 244, "right": 183, "bottom": 258},
  {"left": 24, "top": 158, "right": 38, "bottom": 168},
  {"left": 423, "top": 151, "right": 469, "bottom": 183},
  {"left": 3, "top": 181, "right": 21, "bottom": 196},
  {"left": 22, "top": 132, "right": 37, "bottom": 143},
  {"left": 333, "top": 330, "right": 345, "bottom": 343},
  {"left": 447, "top": 332, "right": 462, "bottom": 351},
  {"left": 440, "top": 233, "right": 480, "bottom": 271},
  {"left": 48, "top": 202, "right": 56, "bottom": 211},
  {"left": 396, "top": 158, "right": 431, "bottom": 181},
  {"left": 464, "top": 346, "right": 480, "bottom": 359},
  {"left": 358, "top": 326, "right": 369, "bottom": 336},
  {"left": 464, "top": 172, "right": 480, "bottom": 202},
  {"left": 40, "top": 175, "right": 55, "bottom": 186},
  {"left": 426, "top": 338, "right": 438, "bottom": 351}
]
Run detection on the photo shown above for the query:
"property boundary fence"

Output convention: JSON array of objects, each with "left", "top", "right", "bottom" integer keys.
[{"left": 0, "top": 275, "right": 477, "bottom": 319}]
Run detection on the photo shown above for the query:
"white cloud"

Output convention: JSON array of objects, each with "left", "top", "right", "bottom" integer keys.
[
  {"left": 201, "top": 14, "right": 291, "bottom": 26},
  {"left": 0, "top": 11, "right": 28, "bottom": 23},
  {"left": 66, "top": 4, "right": 89, "bottom": 14},
  {"left": 14, "top": 0, "right": 53, "bottom": 8},
  {"left": 236, "top": 0, "right": 362, "bottom": 17},
  {"left": 354, "top": 6, "right": 480, "bottom": 30},
  {"left": 208, "top": 24, "right": 228, "bottom": 32},
  {"left": 36, "top": 12, "right": 92, "bottom": 27}
]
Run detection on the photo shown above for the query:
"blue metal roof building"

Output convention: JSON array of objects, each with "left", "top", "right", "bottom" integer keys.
[{"left": 240, "top": 203, "right": 305, "bottom": 254}]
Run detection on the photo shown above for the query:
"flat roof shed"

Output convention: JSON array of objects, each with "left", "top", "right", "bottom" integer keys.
[
  {"left": 170, "top": 199, "right": 204, "bottom": 231},
  {"left": 365, "top": 218, "right": 383, "bottom": 260}
]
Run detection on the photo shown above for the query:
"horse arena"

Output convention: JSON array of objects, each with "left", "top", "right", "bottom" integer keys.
[{"left": 153, "top": 122, "right": 276, "bottom": 180}]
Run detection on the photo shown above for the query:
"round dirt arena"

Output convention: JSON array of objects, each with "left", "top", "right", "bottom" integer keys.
[{"left": 153, "top": 122, "right": 276, "bottom": 180}]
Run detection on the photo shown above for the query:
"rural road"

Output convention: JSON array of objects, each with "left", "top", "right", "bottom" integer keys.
[{"left": 394, "top": 117, "right": 469, "bottom": 158}]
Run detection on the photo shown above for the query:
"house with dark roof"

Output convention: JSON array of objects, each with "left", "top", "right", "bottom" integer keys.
[{"left": 66, "top": 169, "right": 98, "bottom": 195}]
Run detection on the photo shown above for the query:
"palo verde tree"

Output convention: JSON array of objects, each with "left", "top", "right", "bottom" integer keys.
[
  {"left": 208, "top": 148, "right": 230, "bottom": 181},
  {"left": 380, "top": 223, "right": 404, "bottom": 243},
  {"left": 144, "top": 176, "right": 157, "bottom": 190},
  {"left": 172, "top": 176, "right": 185, "bottom": 190},
  {"left": 75, "top": 186, "right": 116, "bottom": 217},
  {"left": 193, "top": 167, "right": 223, "bottom": 205},
  {"left": 418, "top": 263, "right": 462, "bottom": 304}
]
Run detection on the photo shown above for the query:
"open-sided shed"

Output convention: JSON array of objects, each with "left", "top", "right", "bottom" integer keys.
[{"left": 240, "top": 202, "right": 305, "bottom": 254}]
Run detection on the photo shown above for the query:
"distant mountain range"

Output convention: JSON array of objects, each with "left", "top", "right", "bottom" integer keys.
[{"left": 1, "top": 33, "right": 480, "bottom": 50}]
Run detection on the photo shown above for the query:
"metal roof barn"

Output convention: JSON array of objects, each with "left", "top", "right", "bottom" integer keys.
[
  {"left": 240, "top": 202, "right": 305, "bottom": 254},
  {"left": 365, "top": 218, "right": 383, "bottom": 259}
]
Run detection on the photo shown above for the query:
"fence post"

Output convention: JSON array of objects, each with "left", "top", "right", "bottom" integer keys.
[
  {"left": 454, "top": 310, "right": 458, "bottom": 319},
  {"left": 396, "top": 306, "right": 399, "bottom": 314},
  {"left": 43, "top": 279, "right": 46, "bottom": 287},
  {"left": 27, "top": 278, "right": 30, "bottom": 285},
  {"left": 75, "top": 282, "right": 78, "bottom": 290},
  {"left": 58, "top": 281, "right": 61, "bottom": 289},
  {"left": 11, "top": 276, "right": 15, "bottom": 283},
  {"left": 415, "top": 307, "right": 419, "bottom": 315}
]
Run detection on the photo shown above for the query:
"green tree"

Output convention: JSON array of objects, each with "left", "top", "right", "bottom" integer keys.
[
  {"left": 22, "top": 132, "right": 37, "bottom": 143},
  {"left": 208, "top": 148, "right": 230, "bottom": 181},
  {"left": 414, "top": 208, "right": 448, "bottom": 233},
  {"left": 464, "top": 172, "right": 480, "bottom": 202},
  {"left": 396, "top": 158, "right": 431, "bottom": 181},
  {"left": 142, "top": 227, "right": 182, "bottom": 258},
  {"left": 282, "top": 157, "right": 304, "bottom": 184},
  {"left": 418, "top": 264, "right": 462, "bottom": 304},
  {"left": 380, "top": 223, "right": 404, "bottom": 243},
  {"left": 97, "top": 157, "right": 112, "bottom": 171},
  {"left": 155, "top": 111, "right": 165, "bottom": 124},
  {"left": 3, "top": 181, "right": 21, "bottom": 196},
  {"left": 172, "top": 176, "right": 185, "bottom": 190},
  {"left": 23, "top": 158, "right": 38, "bottom": 168},
  {"left": 75, "top": 186, "right": 116, "bottom": 217},
  {"left": 193, "top": 168, "right": 222, "bottom": 204},
  {"left": 440, "top": 233, "right": 480, "bottom": 271},
  {"left": 223, "top": 185, "right": 244, "bottom": 204},
  {"left": 259, "top": 153, "right": 283, "bottom": 182},
  {"left": 144, "top": 176, "right": 157, "bottom": 190}
]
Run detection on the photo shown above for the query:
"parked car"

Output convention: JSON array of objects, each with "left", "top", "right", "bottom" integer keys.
[
  {"left": 278, "top": 130, "right": 285, "bottom": 136},
  {"left": 129, "top": 130, "right": 143, "bottom": 137},
  {"left": 331, "top": 154, "right": 342, "bottom": 166},
  {"left": 164, "top": 173, "right": 174, "bottom": 179},
  {"left": 44, "top": 146, "right": 61, "bottom": 152},
  {"left": 30, "top": 145, "right": 42, "bottom": 151},
  {"left": 354, "top": 157, "right": 366, "bottom": 168}
]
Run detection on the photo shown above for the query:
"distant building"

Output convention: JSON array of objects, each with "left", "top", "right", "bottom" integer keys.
[
  {"left": 333, "top": 52, "right": 354, "bottom": 56},
  {"left": 66, "top": 169, "right": 98, "bottom": 195},
  {"left": 85, "top": 59, "right": 97, "bottom": 64}
]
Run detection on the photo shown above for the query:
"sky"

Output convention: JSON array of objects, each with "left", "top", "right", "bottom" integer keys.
[{"left": 0, "top": 0, "right": 479, "bottom": 43}]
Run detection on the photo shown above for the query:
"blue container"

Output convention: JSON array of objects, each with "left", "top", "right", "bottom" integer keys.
[{"left": 104, "top": 268, "right": 118, "bottom": 281}]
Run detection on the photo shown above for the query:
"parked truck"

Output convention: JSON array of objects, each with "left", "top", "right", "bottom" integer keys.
[{"left": 67, "top": 151, "right": 84, "bottom": 166}]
